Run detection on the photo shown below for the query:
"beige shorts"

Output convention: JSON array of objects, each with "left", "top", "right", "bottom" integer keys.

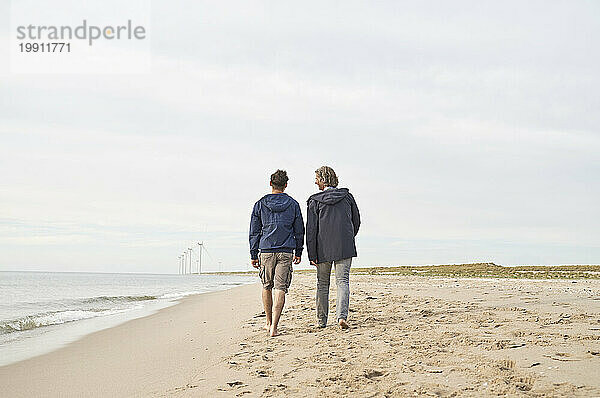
[{"left": 259, "top": 252, "right": 293, "bottom": 292}]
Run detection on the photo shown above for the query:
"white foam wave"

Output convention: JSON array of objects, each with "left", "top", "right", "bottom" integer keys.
[{"left": 0, "top": 307, "right": 140, "bottom": 334}]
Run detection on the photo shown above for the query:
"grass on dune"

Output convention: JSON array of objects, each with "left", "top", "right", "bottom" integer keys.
[
  {"left": 228, "top": 263, "right": 600, "bottom": 280},
  {"left": 349, "top": 263, "right": 600, "bottom": 280}
]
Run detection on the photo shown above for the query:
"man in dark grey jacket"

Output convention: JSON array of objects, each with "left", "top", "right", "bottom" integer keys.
[{"left": 306, "top": 166, "right": 360, "bottom": 329}]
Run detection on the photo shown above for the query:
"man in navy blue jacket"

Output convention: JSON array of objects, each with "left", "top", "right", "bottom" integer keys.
[{"left": 249, "top": 169, "right": 304, "bottom": 337}]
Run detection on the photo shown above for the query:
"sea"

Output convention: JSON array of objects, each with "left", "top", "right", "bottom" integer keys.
[{"left": 0, "top": 271, "right": 257, "bottom": 367}]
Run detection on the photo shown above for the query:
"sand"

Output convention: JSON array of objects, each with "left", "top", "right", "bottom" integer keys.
[{"left": 1, "top": 274, "right": 599, "bottom": 397}]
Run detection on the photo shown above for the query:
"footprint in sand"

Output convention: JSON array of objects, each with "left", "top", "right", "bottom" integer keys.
[
  {"left": 498, "top": 359, "right": 515, "bottom": 370},
  {"left": 226, "top": 381, "right": 246, "bottom": 388},
  {"left": 256, "top": 369, "right": 273, "bottom": 377},
  {"left": 364, "top": 369, "right": 385, "bottom": 379},
  {"left": 515, "top": 376, "right": 534, "bottom": 391}
]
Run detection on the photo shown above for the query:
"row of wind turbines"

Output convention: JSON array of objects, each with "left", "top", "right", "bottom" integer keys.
[{"left": 178, "top": 242, "right": 221, "bottom": 274}]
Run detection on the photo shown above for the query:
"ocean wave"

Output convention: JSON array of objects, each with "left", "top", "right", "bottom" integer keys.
[
  {"left": 158, "top": 291, "right": 205, "bottom": 299},
  {"left": 80, "top": 295, "right": 157, "bottom": 304},
  {"left": 0, "top": 308, "right": 135, "bottom": 334},
  {"left": 13, "top": 295, "right": 158, "bottom": 309},
  {"left": 1, "top": 284, "right": 252, "bottom": 336},
  {"left": 0, "top": 292, "right": 202, "bottom": 335}
]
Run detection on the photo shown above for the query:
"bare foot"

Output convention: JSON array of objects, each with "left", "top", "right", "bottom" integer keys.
[
  {"left": 269, "top": 325, "right": 279, "bottom": 337},
  {"left": 339, "top": 319, "right": 349, "bottom": 329},
  {"left": 264, "top": 323, "right": 271, "bottom": 332}
]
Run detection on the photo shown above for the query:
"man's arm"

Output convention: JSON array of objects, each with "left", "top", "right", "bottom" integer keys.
[
  {"left": 292, "top": 202, "right": 305, "bottom": 261},
  {"left": 349, "top": 193, "right": 361, "bottom": 236},
  {"left": 306, "top": 199, "right": 319, "bottom": 263},
  {"left": 249, "top": 202, "right": 262, "bottom": 261}
]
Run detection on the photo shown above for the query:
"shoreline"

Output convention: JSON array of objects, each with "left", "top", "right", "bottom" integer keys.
[
  {"left": 0, "top": 282, "right": 263, "bottom": 398},
  {"left": 0, "top": 273, "right": 257, "bottom": 367},
  {"left": 0, "top": 297, "right": 176, "bottom": 367}
]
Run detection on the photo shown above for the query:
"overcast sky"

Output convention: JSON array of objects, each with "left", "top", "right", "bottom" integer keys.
[{"left": 1, "top": 1, "right": 599, "bottom": 273}]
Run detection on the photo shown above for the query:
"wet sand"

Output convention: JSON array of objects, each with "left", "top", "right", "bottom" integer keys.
[{"left": 1, "top": 274, "right": 599, "bottom": 397}]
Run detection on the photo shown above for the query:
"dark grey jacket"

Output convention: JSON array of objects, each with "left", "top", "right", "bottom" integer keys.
[{"left": 306, "top": 188, "right": 360, "bottom": 263}]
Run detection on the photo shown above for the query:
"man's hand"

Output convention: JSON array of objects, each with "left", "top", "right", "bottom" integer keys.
[
  {"left": 251, "top": 259, "right": 259, "bottom": 268},
  {"left": 293, "top": 256, "right": 301, "bottom": 265},
  {"left": 310, "top": 260, "right": 318, "bottom": 267}
]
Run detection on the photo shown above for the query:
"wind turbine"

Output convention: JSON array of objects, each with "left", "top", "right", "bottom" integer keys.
[{"left": 197, "top": 242, "right": 204, "bottom": 274}]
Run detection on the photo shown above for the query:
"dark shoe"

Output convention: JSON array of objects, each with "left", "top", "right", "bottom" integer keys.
[{"left": 338, "top": 319, "right": 349, "bottom": 329}]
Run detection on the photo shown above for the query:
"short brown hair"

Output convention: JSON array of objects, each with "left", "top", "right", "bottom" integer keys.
[
  {"left": 315, "top": 166, "right": 338, "bottom": 187},
  {"left": 270, "top": 169, "right": 288, "bottom": 190}
]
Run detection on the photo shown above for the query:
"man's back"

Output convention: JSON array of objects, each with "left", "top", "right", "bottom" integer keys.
[
  {"left": 250, "top": 193, "right": 304, "bottom": 260},
  {"left": 306, "top": 188, "right": 360, "bottom": 263}
]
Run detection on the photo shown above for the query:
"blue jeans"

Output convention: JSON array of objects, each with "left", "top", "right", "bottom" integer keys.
[{"left": 316, "top": 258, "right": 352, "bottom": 326}]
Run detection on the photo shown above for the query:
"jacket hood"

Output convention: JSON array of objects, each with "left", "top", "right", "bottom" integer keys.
[
  {"left": 261, "top": 193, "right": 294, "bottom": 212},
  {"left": 308, "top": 188, "right": 349, "bottom": 205}
]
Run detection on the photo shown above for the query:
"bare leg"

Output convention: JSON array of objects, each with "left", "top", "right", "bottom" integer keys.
[
  {"left": 270, "top": 289, "right": 286, "bottom": 337},
  {"left": 262, "top": 289, "right": 273, "bottom": 331}
]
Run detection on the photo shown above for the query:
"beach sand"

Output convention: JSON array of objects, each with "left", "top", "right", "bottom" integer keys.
[{"left": 1, "top": 273, "right": 599, "bottom": 397}]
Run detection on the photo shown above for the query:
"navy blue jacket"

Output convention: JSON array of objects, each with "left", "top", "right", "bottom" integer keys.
[
  {"left": 249, "top": 193, "right": 305, "bottom": 260},
  {"left": 306, "top": 188, "right": 360, "bottom": 263}
]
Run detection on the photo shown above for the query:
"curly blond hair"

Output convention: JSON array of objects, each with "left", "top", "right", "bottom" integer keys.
[{"left": 315, "top": 166, "right": 338, "bottom": 187}]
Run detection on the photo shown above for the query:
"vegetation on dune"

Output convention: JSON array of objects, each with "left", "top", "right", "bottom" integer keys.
[
  {"left": 228, "top": 263, "right": 600, "bottom": 280},
  {"left": 348, "top": 263, "right": 600, "bottom": 280}
]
